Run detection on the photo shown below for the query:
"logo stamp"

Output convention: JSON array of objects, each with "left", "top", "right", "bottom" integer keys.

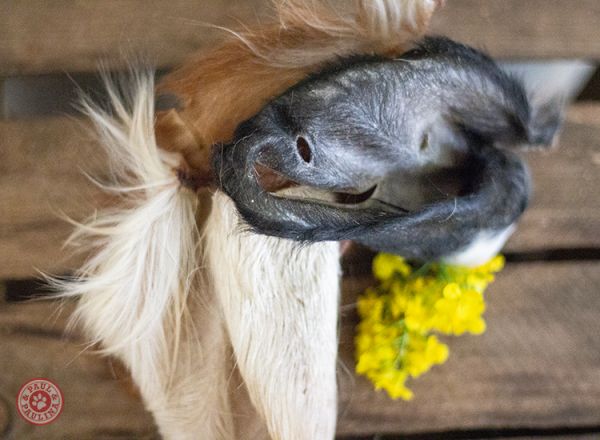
[{"left": 16, "top": 378, "right": 64, "bottom": 425}]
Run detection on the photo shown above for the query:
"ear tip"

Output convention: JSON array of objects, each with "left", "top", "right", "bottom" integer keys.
[
  {"left": 526, "top": 125, "right": 562, "bottom": 148},
  {"left": 527, "top": 96, "right": 566, "bottom": 147}
]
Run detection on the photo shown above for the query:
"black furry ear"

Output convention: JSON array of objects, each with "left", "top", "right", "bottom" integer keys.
[{"left": 527, "top": 97, "right": 565, "bottom": 147}]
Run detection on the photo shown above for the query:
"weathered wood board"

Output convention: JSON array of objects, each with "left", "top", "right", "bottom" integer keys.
[
  {"left": 0, "top": 118, "right": 106, "bottom": 279},
  {"left": 430, "top": 0, "right": 600, "bottom": 60},
  {"left": 0, "top": 299, "right": 158, "bottom": 440},
  {"left": 1, "top": 262, "right": 599, "bottom": 438},
  {"left": 337, "top": 261, "right": 600, "bottom": 436},
  {"left": 505, "top": 104, "right": 600, "bottom": 252},
  {"left": 2, "top": 2, "right": 599, "bottom": 439},
  {"left": 2, "top": 0, "right": 600, "bottom": 75},
  {"left": 342, "top": 435, "right": 600, "bottom": 440},
  {"left": 2, "top": 105, "right": 599, "bottom": 279},
  {"left": 0, "top": 0, "right": 270, "bottom": 76}
]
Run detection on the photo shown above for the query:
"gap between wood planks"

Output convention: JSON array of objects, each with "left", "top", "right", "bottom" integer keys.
[
  {"left": 340, "top": 245, "right": 600, "bottom": 278},
  {"left": 338, "top": 425, "right": 600, "bottom": 440},
  {"left": 1, "top": 245, "right": 600, "bottom": 303}
]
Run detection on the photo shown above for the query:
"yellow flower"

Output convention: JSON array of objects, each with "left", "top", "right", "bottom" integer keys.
[
  {"left": 373, "top": 254, "right": 411, "bottom": 281},
  {"left": 404, "top": 297, "right": 430, "bottom": 332},
  {"left": 443, "top": 283, "right": 462, "bottom": 299},
  {"left": 355, "top": 253, "right": 502, "bottom": 400},
  {"left": 425, "top": 335, "right": 449, "bottom": 365},
  {"left": 401, "top": 334, "right": 449, "bottom": 377},
  {"left": 433, "top": 288, "right": 486, "bottom": 335},
  {"left": 481, "top": 255, "right": 505, "bottom": 273},
  {"left": 374, "top": 371, "right": 414, "bottom": 400}
]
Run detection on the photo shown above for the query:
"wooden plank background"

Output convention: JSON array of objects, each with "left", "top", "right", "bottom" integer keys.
[
  {"left": 506, "top": 104, "right": 600, "bottom": 252},
  {"left": 0, "top": 298, "right": 158, "bottom": 440},
  {"left": 1, "top": 105, "right": 599, "bottom": 279},
  {"left": 2, "top": 0, "right": 600, "bottom": 438},
  {"left": 337, "top": 263, "right": 600, "bottom": 436},
  {"left": 1, "top": 0, "right": 600, "bottom": 76}
]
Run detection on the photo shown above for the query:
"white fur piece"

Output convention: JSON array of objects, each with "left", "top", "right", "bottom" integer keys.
[
  {"left": 443, "top": 225, "right": 516, "bottom": 267},
  {"left": 358, "top": 0, "right": 440, "bottom": 40},
  {"left": 278, "top": 0, "right": 439, "bottom": 39},
  {"left": 244, "top": 0, "right": 440, "bottom": 68},
  {"left": 206, "top": 192, "right": 341, "bottom": 440},
  {"left": 53, "top": 73, "right": 235, "bottom": 439}
]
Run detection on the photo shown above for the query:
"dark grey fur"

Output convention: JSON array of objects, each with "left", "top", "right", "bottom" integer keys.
[{"left": 212, "top": 37, "right": 562, "bottom": 261}]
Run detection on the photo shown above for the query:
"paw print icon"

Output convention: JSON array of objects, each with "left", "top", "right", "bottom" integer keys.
[{"left": 31, "top": 392, "right": 48, "bottom": 411}]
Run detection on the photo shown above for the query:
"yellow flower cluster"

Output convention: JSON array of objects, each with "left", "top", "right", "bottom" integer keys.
[{"left": 355, "top": 254, "right": 504, "bottom": 400}]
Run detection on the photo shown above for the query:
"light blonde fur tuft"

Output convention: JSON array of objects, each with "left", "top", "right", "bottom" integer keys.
[
  {"left": 261, "top": 0, "right": 441, "bottom": 67},
  {"left": 206, "top": 192, "right": 341, "bottom": 440},
  {"left": 54, "top": 73, "right": 236, "bottom": 438}
]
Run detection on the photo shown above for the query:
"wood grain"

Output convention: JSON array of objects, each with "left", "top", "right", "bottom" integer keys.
[
  {"left": 2, "top": 105, "right": 599, "bottom": 279},
  {"left": 0, "top": 300, "right": 158, "bottom": 440},
  {"left": 1, "top": 0, "right": 600, "bottom": 75},
  {"left": 0, "top": 0, "right": 269, "bottom": 76},
  {"left": 0, "top": 79, "right": 5, "bottom": 117},
  {"left": 430, "top": 0, "right": 600, "bottom": 60},
  {"left": 0, "top": 117, "right": 106, "bottom": 279},
  {"left": 337, "top": 261, "right": 600, "bottom": 436},
  {"left": 505, "top": 104, "right": 600, "bottom": 252},
  {"left": 1, "top": 262, "right": 599, "bottom": 437}
]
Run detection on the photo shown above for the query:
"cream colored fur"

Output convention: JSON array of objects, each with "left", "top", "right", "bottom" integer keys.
[
  {"left": 244, "top": 0, "right": 440, "bottom": 67},
  {"left": 206, "top": 192, "right": 340, "bottom": 440},
  {"left": 57, "top": 73, "right": 340, "bottom": 439},
  {"left": 55, "top": 74, "right": 235, "bottom": 439}
]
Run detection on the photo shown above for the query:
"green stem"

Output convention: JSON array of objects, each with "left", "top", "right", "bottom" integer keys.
[{"left": 393, "top": 323, "right": 410, "bottom": 369}]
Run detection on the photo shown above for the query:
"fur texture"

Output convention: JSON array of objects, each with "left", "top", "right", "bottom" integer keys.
[
  {"left": 155, "top": 0, "right": 441, "bottom": 174},
  {"left": 58, "top": 1, "right": 446, "bottom": 439},
  {"left": 206, "top": 192, "right": 340, "bottom": 439},
  {"left": 58, "top": 75, "right": 339, "bottom": 438},
  {"left": 54, "top": 74, "right": 237, "bottom": 438},
  {"left": 212, "top": 37, "right": 551, "bottom": 260}
]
